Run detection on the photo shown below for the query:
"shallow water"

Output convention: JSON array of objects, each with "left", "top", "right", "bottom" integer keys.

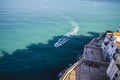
[{"left": 0, "top": 0, "right": 120, "bottom": 80}]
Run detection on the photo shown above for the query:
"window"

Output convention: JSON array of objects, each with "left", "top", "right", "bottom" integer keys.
[
  {"left": 115, "top": 73, "right": 118, "bottom": 78},
  {"left": 112, "top": 73, "right": 119, "bottom": 80}
]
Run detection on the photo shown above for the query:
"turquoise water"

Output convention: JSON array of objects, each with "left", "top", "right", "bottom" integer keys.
[{"left": 0, "top": 0, "right": 120, "bottom": 80}]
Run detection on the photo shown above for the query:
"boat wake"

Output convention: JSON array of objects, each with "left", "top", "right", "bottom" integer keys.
[
  {"left": 37, "top": 3, "right": 79, "bottom": 47},
  {"left": 54, "top": 21, "right": 79, "bottom": 47}
]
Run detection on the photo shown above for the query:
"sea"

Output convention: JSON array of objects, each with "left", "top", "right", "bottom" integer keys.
[{"left": 0, "top": 0, "right": 120, "bottom": 80}]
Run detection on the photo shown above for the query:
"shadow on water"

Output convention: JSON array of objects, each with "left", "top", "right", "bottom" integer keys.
[{"left": 0, "top": 32, "right": 99, "bottom": 80}]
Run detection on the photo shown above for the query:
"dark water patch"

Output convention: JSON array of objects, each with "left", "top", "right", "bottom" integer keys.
[{"left": 0, "top": 32, "right": 99, "bottom": 80}]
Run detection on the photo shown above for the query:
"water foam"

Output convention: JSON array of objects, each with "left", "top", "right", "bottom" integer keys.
[
  {"left": 36, "top": 2, "right": 79, "bottom": 47},
  {"left": 54, "top": 21, "right": 79, "bottom": 47}
]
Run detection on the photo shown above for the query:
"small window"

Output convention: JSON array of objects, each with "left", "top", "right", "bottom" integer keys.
[{"left": 115, "top": 73, "right": 118, "bottom": 78}]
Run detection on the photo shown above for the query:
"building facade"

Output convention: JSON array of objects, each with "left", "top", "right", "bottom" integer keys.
[{"left": 106, "top": 53, "right": 120, "bottom": 80}]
